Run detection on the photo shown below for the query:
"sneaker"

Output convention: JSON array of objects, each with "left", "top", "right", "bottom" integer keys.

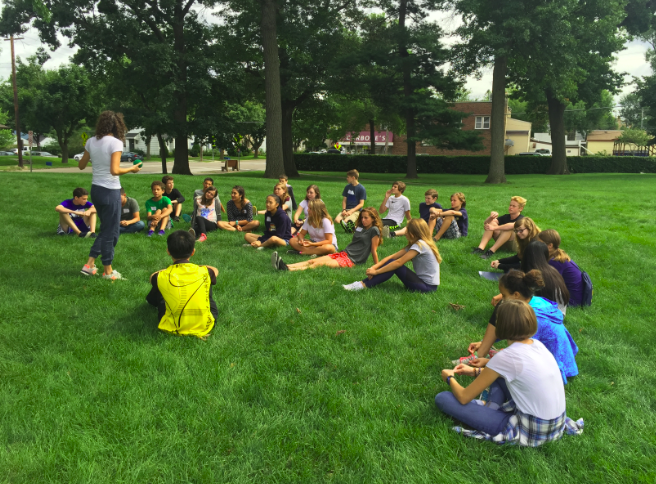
[
  {"left": 102, "top": 270, "right": 122, "bottom": 280},
  {"left": 80, "top": 264, "right": 97, "bottom": 276},
  {"left": 198, "top": 233, "right": 207, "bottom": 242},
  {"left": 471, "top": 247, "right": 484, "bottom": 255},
  {"left": 242, "top": 243, "right": 252, "bottom": 247},
  {"left": 188, "top": 228, "right": 196, "bottom": 238},
  {"left": 147, "top": 230, "right": 154, "bottom": 237},
  {"left": 340, "top": 220, "right": 349, "bottom": 232},
  {"left": 287, "top": 250, "right": 301, "bottom": 256},
  {"left": 173, "top": 216, "right": 180, "bottom": 223},
  {"left": 271, "top": 251, "right": 280, "bottom": 269},
  {"left": 382, "top": 226, "right": 390, "bottom": 238},
  {"left": 480, "top": 249, "right": 495, "bottom": 260},
  {"left": 79, "top": 231, "right": 90, "bottom": 238},
  {"left": 182, "top": 214, "right": 192, "bottom": 223},
  {"left": 451, "top": 354, "right": 478, "bottom": 366},
  {"left": 89, "top": 232, "right": 97, "bottom": 239},
  {"left": 308, "top": 254, "right": 317, "bottom": 259},
  {"left": 343, "top": 281, "right": 365, "bottom": 291},
  {"left": 347, "top": 221, "right": 356, "bottom": 232},
  {"left": 277, "top": 258, "right": 289, "bottom": 271},
  {"left": 488, "top": 347, "right": 499, "bottom": 357},
  {"left": 158, "top": 230, "right": 165, "bottom": 236},
  {"left": 256, "top": 246, "right": 265, "bottom": 251}
]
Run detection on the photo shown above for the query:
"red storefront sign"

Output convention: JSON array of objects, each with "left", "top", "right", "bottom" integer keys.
[{"left": 340, "top": 131, "right": 394, "bottom": 144}]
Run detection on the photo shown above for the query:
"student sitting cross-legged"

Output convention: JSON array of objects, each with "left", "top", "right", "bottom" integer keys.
[
  {"left": 146, "top": 230, "right": 218, "bottom": 338},
  {"left": 391, "top": 188, "right": 441, "bottom": 238},
  {"left": 216, "top": 185, "right": 259, "bottom": 232},
  {"left": 244, "top": 194, "right": 292, "bottom": 250},
  {"left": 119, "top": 187, "right": 145, "bottom": 233},
  {"left": 56, "top": 187, "right": 97, "bottom": 238},
  {"left": 428, "top": 192, "right": 469, "bottom": 241},
  {"left": 334, "top": 169, "right": 367, "bottom": 233},
  {"left": 187, "top": 177, "right": 224, "bottom": 221},
  {"left": 467, "top": 269, "right": 578, "bottom": 384},
  {"left": 343, "top": 218, "right": 440, "bottom": 293},
  {"left": 146, "top": 181, "right": 173, "bottom": 237},
  {"left": 272, "top": 207, "right": 382, "bottom": 272},
  {"left": 473, "top": 196, "right": 527, "bottom": 259},
  {"left": 435, "top": 299, "right": 583, "bottom": 447},
  {"left": 379, "top": 181, "right": 411, "bottom": 238},
  {"left": 189, "top": 185, "right": 220, "bottom": 242},
  {"left": 287, "top": 199, "right": 338, "bottom": 257},
  {"left": 162, "top": 175, "right": 186, "bottom": 222}
]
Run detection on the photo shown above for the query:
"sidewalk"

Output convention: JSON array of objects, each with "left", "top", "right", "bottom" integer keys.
[{"left": 37, "top": 159, "right": 267, "bottom": 175}]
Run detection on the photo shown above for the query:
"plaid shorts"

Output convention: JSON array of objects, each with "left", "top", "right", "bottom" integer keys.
[
  {"left": 328, "top": 251, "right": 355, "bottom": 268},
  {"left": 435, "top": 217, "right": 461, "bottom": 239}
]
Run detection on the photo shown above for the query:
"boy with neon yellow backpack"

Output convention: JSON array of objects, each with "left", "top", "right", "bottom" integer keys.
[{"left": 146, "top": 230, "right": 218, "bottom": 337}]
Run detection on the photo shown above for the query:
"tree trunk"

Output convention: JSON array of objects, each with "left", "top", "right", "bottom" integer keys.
[
  {"left": 485, "top": 55, "right": 507, "bottom": 184},
  {"left": 399, "top": 0, "right": 417, "bottom": 178},
  {"left": 281, "top": 101, "right": 300, "bottom": 177},
  {"left": 157, "top": 133, "right": 168, "bottom": 174},
  {"left": 384, "top": 127, "right": 389, "bottom": 154},
  {"left": 261, "top": 0, "right": 285, "bottom": 179},
  {"left": 171, "top": 4, "right": 192, "bottom": 175},
  {"left": 369, "top": 119, "right": 376, "bottom": 155},
  {"left": 253, "top": 141, "right": 262, "bottom": 158},
  {"left": 146, "top": 135, "right": 151, "bottom": 160},
  {"left": 546, "top": 91, "right": 569, "bottom": 175},
  {"left": 60, "top": 140, "right": 69, "bottom": 164}
]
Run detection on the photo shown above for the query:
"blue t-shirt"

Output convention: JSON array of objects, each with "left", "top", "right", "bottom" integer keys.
[
  {"left": 61, "top": 198, "right": 93, "bottom": 231},
  {"left": 342, "top": 183, "right": 367, "bottom": 210},
  {"left": 456, "top": 208, "right": 469, "bottom": 237},
  {"left": 419, "top": 202, "right": 443, "bottom": 223}
]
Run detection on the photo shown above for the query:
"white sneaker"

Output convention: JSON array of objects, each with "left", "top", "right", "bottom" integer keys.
[
  {"left": 242, "top": 243, "right": 251, "bottom": 247},
  {"left": 80, "top": 264, "right": 97, "bottom": 276},
  {"left": 343, "top": 281, "right": 365, "bottom": 291},
  {"left": 382, "top": 226, "right": 390, "bottom": 238},
  {"left": 102, "top": 270, "right": 122, "bottom": 280},
  {"left": 271, "top": 251, "right": 280, "bottom": 269},
  {"left": 256, "top": 246, "right": 265, "bottom": 251}
]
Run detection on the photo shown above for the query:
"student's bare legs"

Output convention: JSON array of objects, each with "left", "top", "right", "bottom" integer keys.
[
  {"left": 241, "top": 220, "right": 260, "bottom": 232},
  {"left": 434, "top": 215, "right": 454, "bottom": 241},
  {"left": 286, "top": 255, "right": 342, "bottom": 271},
  {"left": 334, "top": 212, "right": 345, "bottom": 223},
  {"left": 157, "top": 215, "right": 170, "bottom": 231},
  {"left": 244, "top": 232, "right": 259, "bottom": 244},
  {"left": 83, "top": 213, "right": 97, "bottom": 233},
  {"left": 59, "top": 213, "right": 82, "bottom": 235},
  {"left": 488, "top": 230, "right": 514, "bottom": 253},
  {"left": 477, "top": 229, "right": 496, "bottom": 250},
  {"left": 173, "top": 203, "right": 183, "bottom": 218},
  {"left": 261, "top": 236, "right": 288, "bottom": 248},
  {"left": 298, "top": 244, "right": 336, "bottom": 255},
  {"left": 392, "top": 226, "right": 407, "bottom": 237},
  {"left": 217, "top": 221, "right": 237, "bottom": 231},
  {"left": 149, "top": 209, "right": 162, "bottom": 231}
]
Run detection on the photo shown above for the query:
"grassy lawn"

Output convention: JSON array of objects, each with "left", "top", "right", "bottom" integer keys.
[
  {"left": 0, "top": 156, "right": 73, "bottom": 171},
  {"left": 0, "top": 171, "right": 654, "bottom": 483}
]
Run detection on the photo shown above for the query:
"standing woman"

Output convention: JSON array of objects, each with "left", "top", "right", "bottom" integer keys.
[{"left": 79, "top": 111, "right": 141, "bottom": 280}]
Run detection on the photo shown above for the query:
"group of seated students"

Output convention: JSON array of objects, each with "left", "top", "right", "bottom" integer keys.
[{"left": 60, "top": 169, "right": 588, "bottom": 447}]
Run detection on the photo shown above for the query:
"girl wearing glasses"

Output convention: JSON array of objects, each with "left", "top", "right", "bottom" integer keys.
[{"left": 490, "top": 217, "right": 541, "bottom": 273}]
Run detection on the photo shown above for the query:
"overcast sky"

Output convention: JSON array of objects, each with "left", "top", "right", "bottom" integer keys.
[{"left": 0, "top": 13, "right": 651, "bottom": 105}]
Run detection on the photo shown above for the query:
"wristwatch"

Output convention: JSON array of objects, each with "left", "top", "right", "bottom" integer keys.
[{"left": 446, "top": 376, "right": 454, "bottom": 385}]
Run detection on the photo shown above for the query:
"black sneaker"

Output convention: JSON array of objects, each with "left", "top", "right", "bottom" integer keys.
[
  {"left": 89, "top": 232, "right": 97, "bottom": 239},
  {"left": 277, "top": 258, "right": 289, "bottom": 271},
  {"left": 471, "top": 247, "right": 484, "bottom": 255},
  {"left": 173, "top": 216, "right": 180, "bottom": 223},
  {"left": 480, "top": 249, "right": 495, "bottom": 259},
  {"left": 286, "top": 250, "right": 301, "bottom": 255}
]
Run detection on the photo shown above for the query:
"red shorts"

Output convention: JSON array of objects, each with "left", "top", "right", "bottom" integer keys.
[{"left": 328, "top": 251, "right": 355, "bottom": 268}]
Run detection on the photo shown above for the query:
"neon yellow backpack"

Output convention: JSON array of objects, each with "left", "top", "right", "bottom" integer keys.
[{"left": 157, "top": 264, "right": 215, "bottom": 338}]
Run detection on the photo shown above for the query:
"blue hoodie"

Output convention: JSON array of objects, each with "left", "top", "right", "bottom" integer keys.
[{"left": 530, "top": 296, "right": 579, "bottom": 384}]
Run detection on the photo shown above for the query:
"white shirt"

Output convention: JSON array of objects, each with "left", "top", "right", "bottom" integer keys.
[
  {"left": 409, "top": 241, "right": 439, "bottom": 286},
  {"left": 486, "top": 339, "right": 566, "bottom": 419},
  {"left": 301, "top": 217, "right": 338, "bottom": 249},
  {"left": 196, "top": 197, "right": 217, "bottom": 223},
  {"left": 85, "top": 135, "right": 124, "bottom": 190},
  {"left": 298, "top": 198, "right": 323, "bottom": 217},
  {"left": 385, "top": 195, "right": 411, "bottom": 225}
]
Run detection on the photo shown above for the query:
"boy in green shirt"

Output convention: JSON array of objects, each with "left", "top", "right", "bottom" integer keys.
[{"left": 146, "top": 180, "right": 173, "bottom": 237}]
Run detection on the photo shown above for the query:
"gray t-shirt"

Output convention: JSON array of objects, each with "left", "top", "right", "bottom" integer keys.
[
  {"left": 345, "top": 226, "right": 380, "bottom": 265},
  {"left": 120, "top": 197, "right": 140, "bottom": 221},
  {"left": 409, "top": 241, "right": 440, "bottom": 286}
]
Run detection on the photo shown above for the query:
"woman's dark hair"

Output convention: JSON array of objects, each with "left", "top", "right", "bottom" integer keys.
[
  {"left": 95, "top": 111, "right": 127, "bottom": 141},
  {"left": 201, "top": 186, "right": 218, "bottom": 206},
  {"left": 267, "top": 194, "right": 282, "bottom": 209},
  {"left": 521, "top": 240, "right": 570, "bottom": 306},
  {"left": 305, "top": 184, "right": 320, "bottom": 201},
  {"left": 499, "top": 269, "right": 545, "bottom": 299},
  {"left": 232, "top": 185, "right": 245, "bottom": 203},
  {"left": 167, "top": 230, "right": 195, "bottom": 259},
  {"left": 495, "top": 299, "right": 538, "bottom": 341}
]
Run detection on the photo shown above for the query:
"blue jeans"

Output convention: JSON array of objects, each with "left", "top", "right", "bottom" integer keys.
[
  {"left": 120, "top": 221, "right": 145, "bottom": 234},
  {"left": 435, "top": 379, "right": 513, "bottom": 435},
  {"left": 362, "top": 259, "right": 437, "bottom": 293},
  {"left": 89, "top": 185, "right": 121, "bottom": 266}
]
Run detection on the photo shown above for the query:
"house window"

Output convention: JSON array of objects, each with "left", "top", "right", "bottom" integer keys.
[{"left": 475, "top": 116, "right": 490, "bottom": 129}]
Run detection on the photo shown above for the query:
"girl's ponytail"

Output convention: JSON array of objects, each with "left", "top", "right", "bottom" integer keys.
[{"left": 523, "top": 269, "right": 545, "bottom": 292}]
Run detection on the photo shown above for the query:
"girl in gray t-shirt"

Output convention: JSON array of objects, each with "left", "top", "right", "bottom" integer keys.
[
  {"left": 342, "top": 218, "right": 441, "bottom": 293},
  {"left": 272, "top": 207, "right": 383, "bottom": 272}
]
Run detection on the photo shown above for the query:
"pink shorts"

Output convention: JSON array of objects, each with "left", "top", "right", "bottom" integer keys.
[{"left": 328, "top": 251, "right": 355, "bottom": 268}]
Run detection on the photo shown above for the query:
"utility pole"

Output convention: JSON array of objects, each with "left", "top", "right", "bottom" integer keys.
[{"left": 5, "top": 34, "right": 24, "bottom": 168}]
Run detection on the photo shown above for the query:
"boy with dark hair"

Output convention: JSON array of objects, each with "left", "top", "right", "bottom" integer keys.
[
  {"left": 162, "top": 175, "right": 186, "bottom": 222},
  {"left": 194, "top": 177, "right": 214, "bottom": 198},
  {"left": 379, "top": 181, "right": 411, "bottom": 238},
  {"left": 119, "top": 187, "right": 145, "bottom": 233},
  {"left": 55, "top": 187, "right": 97, "bottom": 238},
  {"left": 146, "top": 230, "right": 218, "bottom": 337},
  {"left": 279, "top": 174, "right": 297, "bottom": 210},
  {"left": 334, "top": 169, "right": 367, "bottom": 233},
  {"left": 146, "top": 180, "right": 172, "bottom": 237},
  {"left": 389, "top": 188, "right": 441, "bottom": 238}
]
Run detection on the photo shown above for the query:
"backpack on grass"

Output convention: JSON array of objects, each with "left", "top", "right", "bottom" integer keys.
[{"left": 572, "top": 262, "right": 593, "bottom": 306}]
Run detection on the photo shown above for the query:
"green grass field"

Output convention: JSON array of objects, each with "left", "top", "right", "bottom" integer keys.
[{"left": 1, "top": 171, "right": 655, "bottom": 483}]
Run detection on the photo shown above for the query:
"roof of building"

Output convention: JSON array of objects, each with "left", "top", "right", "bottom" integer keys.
[{"left": 587, "top": 130, "right": 623, "bottom": 141}]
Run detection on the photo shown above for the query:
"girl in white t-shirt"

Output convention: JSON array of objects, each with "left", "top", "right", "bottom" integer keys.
[
  {"left": 288, "top": 200, "right": 337, "bottom": 256},
  {"left": 189, "top": 186, "right": 219, "bottom": 242},
  {"left": 292, "top": 184, "right": 321, "bottom": 231},
  {"left": 435, "top": 299, "right": 583, "bottom": 447},
  {"left": 343, "top": 218, "right": 441, "bottom": 293}
]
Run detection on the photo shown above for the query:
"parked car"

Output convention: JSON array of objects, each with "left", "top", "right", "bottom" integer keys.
[
  {"left": 74, "top": 153, "right": 85, "bottom": 161},
  {"left": 120, "top": 152, "right": 143, "bottom": 162},
  {"left": 516, "top": 152, "right": 546, "bottom": 156},
  {"left": 33, "top": 151, "right": 57, "bottom": 157},
  {"left": 535, "top": 149, "right": 551, "bottom": 155},
  {"left": 0, "top": 151, "right": 13, "bottom": 156}
]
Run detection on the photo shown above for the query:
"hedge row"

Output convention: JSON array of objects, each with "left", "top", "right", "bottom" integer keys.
[{"left": 294, "top": 154, "right": 656, "bottom": 174}]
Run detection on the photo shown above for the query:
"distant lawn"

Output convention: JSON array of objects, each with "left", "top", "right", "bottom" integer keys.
[
  {"left": 0, "top": 155, "right": 71, "bottom": 170},
  {"left": 0, "top": 171, "right": 655, "bottom": 482}
]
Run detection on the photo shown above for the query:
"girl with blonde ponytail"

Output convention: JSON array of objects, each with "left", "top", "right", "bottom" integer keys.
[{"left": 342, "top": 218, "right": 441, "bottom": 292}]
